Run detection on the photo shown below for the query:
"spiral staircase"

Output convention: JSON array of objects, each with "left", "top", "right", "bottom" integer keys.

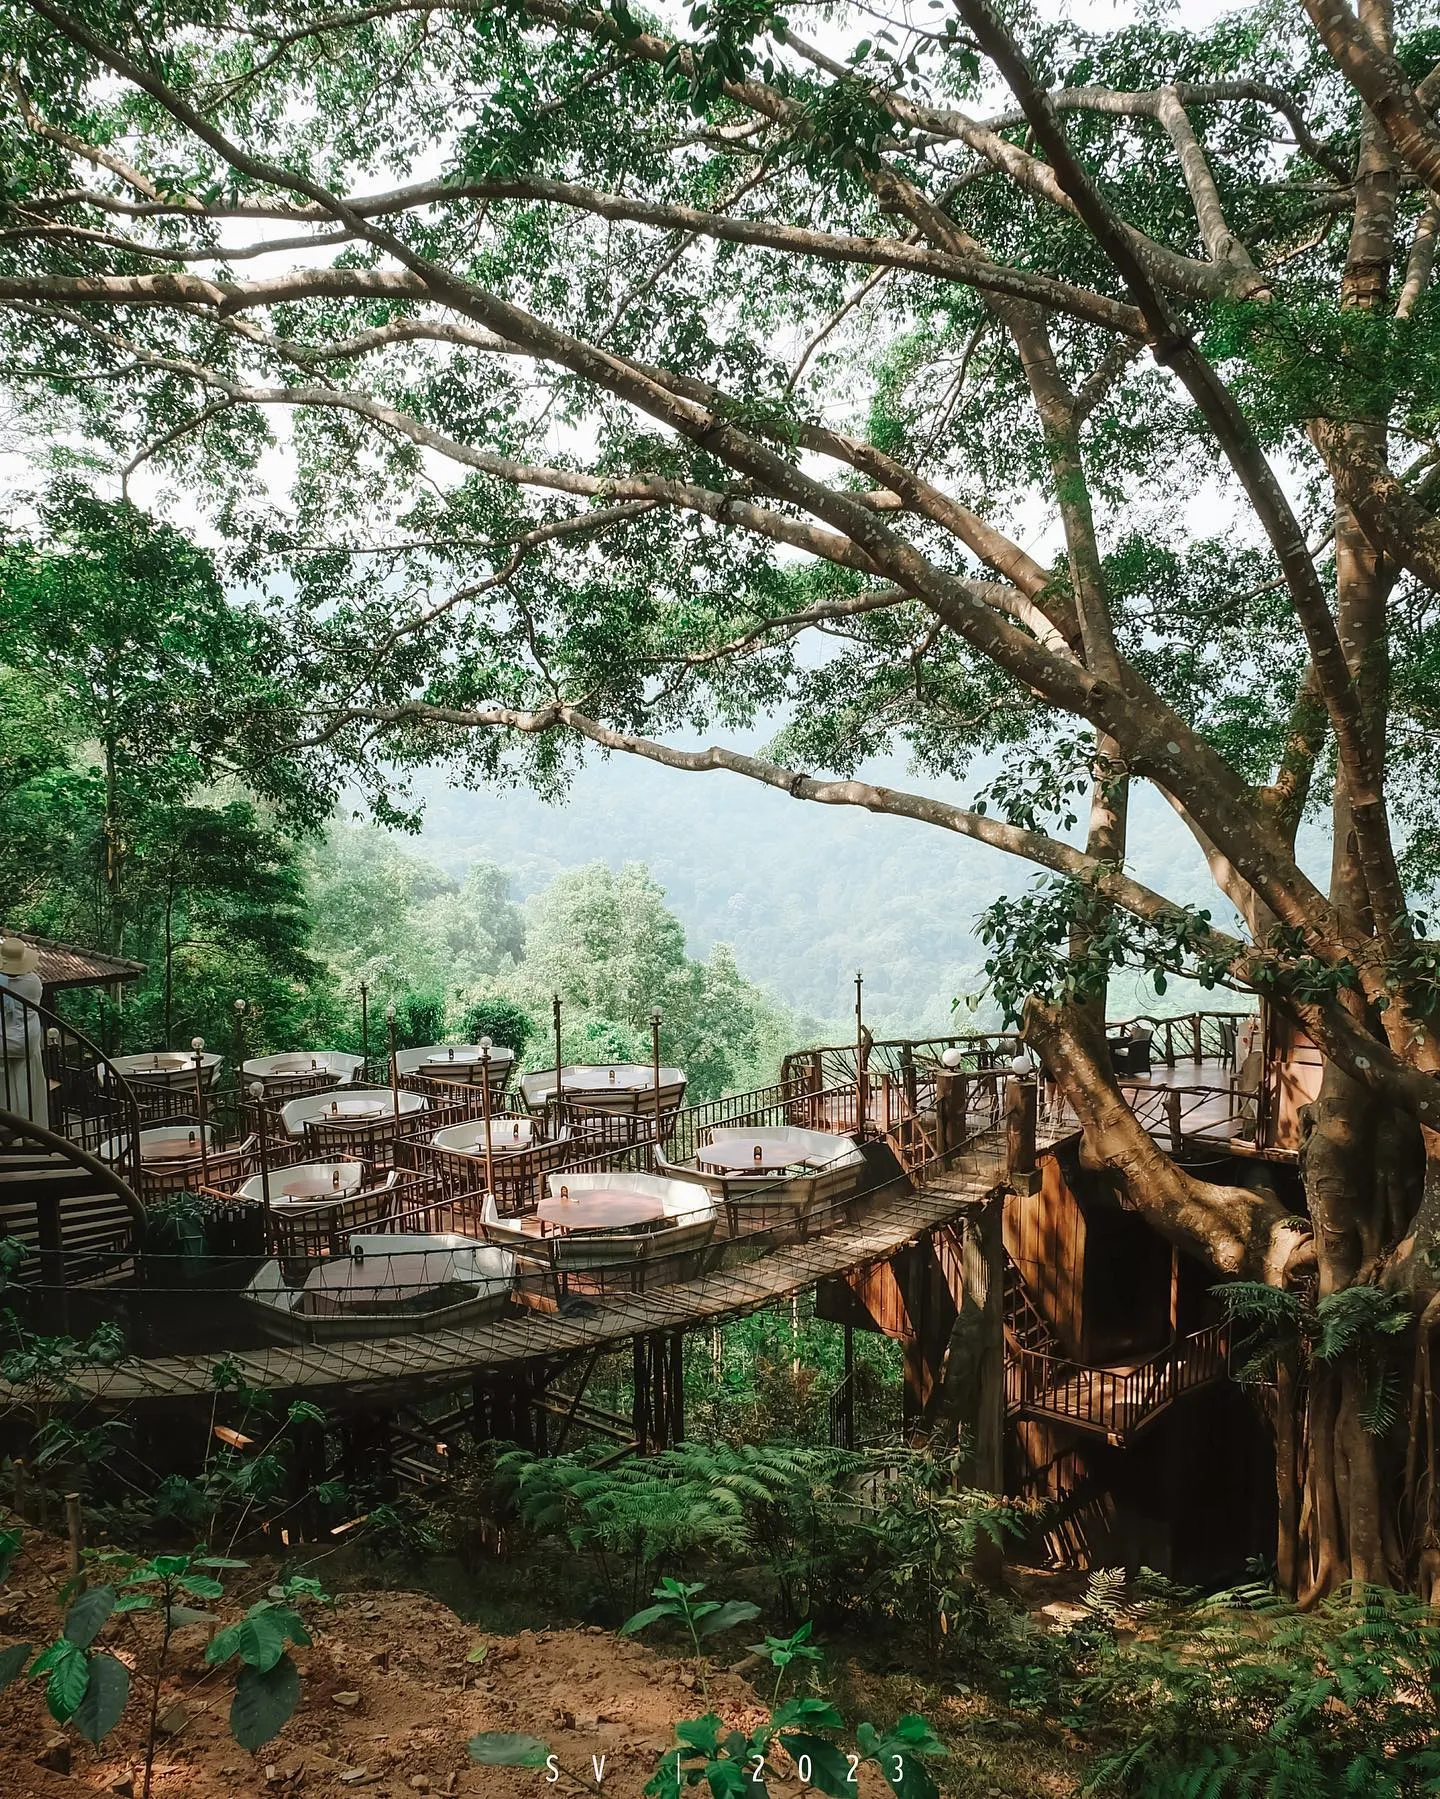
[{"left": 0, "top": 988, "right": 145, "bottom": 1291}]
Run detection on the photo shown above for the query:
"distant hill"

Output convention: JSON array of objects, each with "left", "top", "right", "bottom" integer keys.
[{"left": 404, "top": 749, "right": 1276, "bottom": 1037}]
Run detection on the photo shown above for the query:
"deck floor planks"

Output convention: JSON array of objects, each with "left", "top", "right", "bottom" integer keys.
[{"left": 23, "top": 1138, "right": 1008, "bottom": 1405}]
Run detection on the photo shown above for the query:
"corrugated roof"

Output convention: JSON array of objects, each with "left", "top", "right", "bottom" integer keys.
[{"left": 10, "top": 932, "right": 146, "bottom": 991}]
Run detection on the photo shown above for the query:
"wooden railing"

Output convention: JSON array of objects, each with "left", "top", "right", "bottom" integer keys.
[
  {"left": 781, "top": 1032, "right": 1020, "bottom": 1095},
  {"left": 1109, "top": 1010, "right": 1252, "bottom": 1071},
  {"left": 1005, "top": 1321, "right": 1229, "bottom": 1441}
]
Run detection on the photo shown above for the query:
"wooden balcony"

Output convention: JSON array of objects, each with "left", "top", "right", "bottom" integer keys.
[{"left": 1005, "top": 1322, "right": 1229, "bottom": 1445}]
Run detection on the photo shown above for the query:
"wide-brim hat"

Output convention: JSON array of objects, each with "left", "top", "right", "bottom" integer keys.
[{"left": 0, "top": 937, "right": 40, "bottom": 977}]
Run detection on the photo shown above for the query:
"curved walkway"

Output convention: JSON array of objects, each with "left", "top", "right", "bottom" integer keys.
[{"left": 24, "top": 1149, "right": 1004, "bottom": 1407}]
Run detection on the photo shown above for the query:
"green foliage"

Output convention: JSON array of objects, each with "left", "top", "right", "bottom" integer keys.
[
  {"left": 1219, "top": 1281, "right": 1412, "bottom": 1436},
  {"left": 847, "top": 1446, "right": 1027, "bottom": 1664},
  {"left": 1078, "top": 1584, "right": 1440, "bottom": 1798},
  {"left": 459, "top": 995, "right": 536, "bottom": 1056},
  {"left": 621, "top": 1578, "right": 760, "bottom": 1693},
  {"left": 974, "top": 873, "right": 1230, "bottom": 1025},
  {"left": 746, "top": 1619, "right": 824, "bottom": 1705},
  {"left": 496, "top": 1439, "right": 860, "bottom": 1615},
  {"left": 497, "top": 1438, "right": 1022, "bottom": 1662},
  {"left": 0, "top": 1536, "right": 323, "bottom": 1793},
  {"left": 645, "top": 1700, "right": 946, "bottom": 1799}
]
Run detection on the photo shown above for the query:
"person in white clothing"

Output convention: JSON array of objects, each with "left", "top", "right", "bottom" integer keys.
[{"left": 0, "top": 937, "right": 48, "bottom": 1128}]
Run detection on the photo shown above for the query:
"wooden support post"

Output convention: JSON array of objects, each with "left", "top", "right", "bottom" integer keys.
[
  {"left": 1004, "top": 1077, "right": 1038, "bottom": 1192},
  {"left": 809, "top": 1052, "right": 823, "bottom": 1128},
  {"left": 840, "top": 1322, "right": 855, "bottom": 1448},
  {"left": 902, "top": 1052, "right": 918, "bottom": 1123},
  {"left": 632, "top": 1336, "right": 649, "bottom": 1454},
  {"left": 1191, "top": 1013, "right": 1203, "bottom": 1063},
  {"left": 902, "top": 1244, "right": 931, "bottom": 1437},
  {"left": 65, "top": 1493, "right": 83, "bottom": 1581},
  {"left": 934, "top": 1070, "right": 955, "bottom": 1160},
  {"left": 670, "top": 1333, "right": 685, "bottom": 1446},
  {"left": 1166, "top": 1088, "right": 1184, "bottom": 1156}
]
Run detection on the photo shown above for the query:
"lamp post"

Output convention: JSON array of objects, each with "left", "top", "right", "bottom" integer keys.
[
  {"left": 359, "top": 981, "right": 370, "bottom": 1074},
  {"left": 386, "top": 1004, "right": 399, "bottom": 1123},
  {"left": 552, "top": 993, "right": 564, "bottom": 1128},
  {"left": 250, "top": 1080, "right": 273, "bottom": 1253},
  {"left": 191, "top": 1037, "right": 210, "bottom": 1186},
  {"left": 650, "top": 1011, "right": 663, "bottom": 1149},
  {"left": 232, "top": 999, "right": 248, "bottom": 1113},
  {"left": 854, "top": 970, "right": 867, "bottom": 1134},
  {"left": 478, "top": 1037, "right": 497, "bottom": 1199}
]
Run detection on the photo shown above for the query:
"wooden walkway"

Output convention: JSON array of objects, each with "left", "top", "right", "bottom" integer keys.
[{"left": 31, "top": 1148, "right": 1004, "bottom": 1408}]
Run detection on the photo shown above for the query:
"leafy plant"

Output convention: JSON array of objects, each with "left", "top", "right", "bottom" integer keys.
[
  {"left": 622, "top": 1579, "right": 760, "bottom": 1696},
  {"left": 0, "top": 1534, "right": 323, "bottom": 1799},
  {"left": 746, "top": 1619, "right": 824, "bottom": 1704},
  {"left": 495, "top": 1441, "right": 860, "bottom": 1616},
  {"left": 646, "top": 1700, "right": 945, "bottom": 1799},
  {"left": 470, "top": 1702, "right": 946, "bottom": 1799},
  {"left": 851, "top": 1446, "right": 1026, "bottom": 1663}
]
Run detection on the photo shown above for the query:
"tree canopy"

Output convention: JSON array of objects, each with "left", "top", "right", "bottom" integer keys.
[{"left": 6, "top": 0, "right": 1440, "bottom": 1591}]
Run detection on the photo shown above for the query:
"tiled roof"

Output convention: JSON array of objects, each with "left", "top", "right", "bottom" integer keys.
[{"left": 11, "top": 932, "right": 146, "bottom": 991}]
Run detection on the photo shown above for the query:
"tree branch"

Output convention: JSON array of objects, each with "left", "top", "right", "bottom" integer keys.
[{"left": 1298, "top": 0, "right": 1440, "bottom": 189}]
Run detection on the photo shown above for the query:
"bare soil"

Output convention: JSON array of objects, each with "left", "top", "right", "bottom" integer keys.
[{"left": 0, "top": 1529, "right": 1081, "bottom": 1799}]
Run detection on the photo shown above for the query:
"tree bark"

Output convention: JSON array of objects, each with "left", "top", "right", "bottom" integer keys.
[{"left": 1023, "top": 999, "right": 1311, "bottom": 1284}]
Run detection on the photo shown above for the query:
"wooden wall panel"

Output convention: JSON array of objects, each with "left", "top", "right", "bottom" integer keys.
[
  {"left": 1003, "top": 1146, "right": 1085, "bottom": 1358},
  {"left": 1265, "top": 1005, "right": 1324, "bottom": 1152}
]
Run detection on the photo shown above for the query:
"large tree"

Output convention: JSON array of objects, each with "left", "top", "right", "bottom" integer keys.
[{"left": 3, "top": 0, "right": 1440, "bottom": 1595}]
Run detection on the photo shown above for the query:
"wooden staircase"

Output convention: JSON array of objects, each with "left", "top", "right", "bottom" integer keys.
[{"left": 0, "top": 1111, "right": 146, "bottom": 1289}]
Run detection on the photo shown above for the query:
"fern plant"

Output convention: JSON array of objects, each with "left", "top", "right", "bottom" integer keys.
[
  {"left": 1078, "top": 1581, "right": 1440, "bottom": 1797},
  {"left": 1219, "top": 1278, "right": 1414, "bottom": 1442},
  {"left": 495, "top": 1442, "right": 862, "bottom": 1616}
]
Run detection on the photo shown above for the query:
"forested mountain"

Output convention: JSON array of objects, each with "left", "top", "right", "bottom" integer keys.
[{"left": 407, "top": 753, "right": 1263, "bottom": 1034}]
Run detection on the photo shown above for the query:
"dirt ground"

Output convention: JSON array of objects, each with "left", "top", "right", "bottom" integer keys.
[{"left": 0, "top": 1529, "right": 1081, "bottom": 1799}]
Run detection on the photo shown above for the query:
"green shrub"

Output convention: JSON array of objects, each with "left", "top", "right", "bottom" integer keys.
[{"left": 459, "top": 996, "right": 536, "bottom": 1056}]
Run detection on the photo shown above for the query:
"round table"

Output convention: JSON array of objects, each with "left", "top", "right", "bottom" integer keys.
[
  {"left": 699, "top": 1146, "right": 813, "bottom": 1174},
  {"left": 535, "top": 1189, "right": 668, "bottom": 1232},
  {"left": 448, "top": 1123, "right": 534, "bottom": 1154},
  {"left": 317, "top": 1099, "right": 389, "bottom": 1121},
  {"left": 114, "top": 1051, "right": 223, "bottom": 1088},
  {"left": 277, "top": 1171, "right": 352, "bottom": 1199},
  {"left": 140, "top": 1131, "right": 210, "bottom": 1163},
  {"left": 301, "top": 1250, "right": 460, "bottom": 1312},
  {"left": 698, "top": 1130, "right": 828, "bottom": 1174}
]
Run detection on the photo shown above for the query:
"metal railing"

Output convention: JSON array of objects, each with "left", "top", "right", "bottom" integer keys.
[
  {"left": 781, "top": 1033, "right": 1020, "bottom": 1094},
  {"left": 0, "top": 985, "right": 143, "bottom": 1191}
]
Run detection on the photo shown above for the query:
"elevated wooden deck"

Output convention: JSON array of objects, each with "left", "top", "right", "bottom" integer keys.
[{"left": 28, "top": 1152, "right": 1003, "bottom": 1408}]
